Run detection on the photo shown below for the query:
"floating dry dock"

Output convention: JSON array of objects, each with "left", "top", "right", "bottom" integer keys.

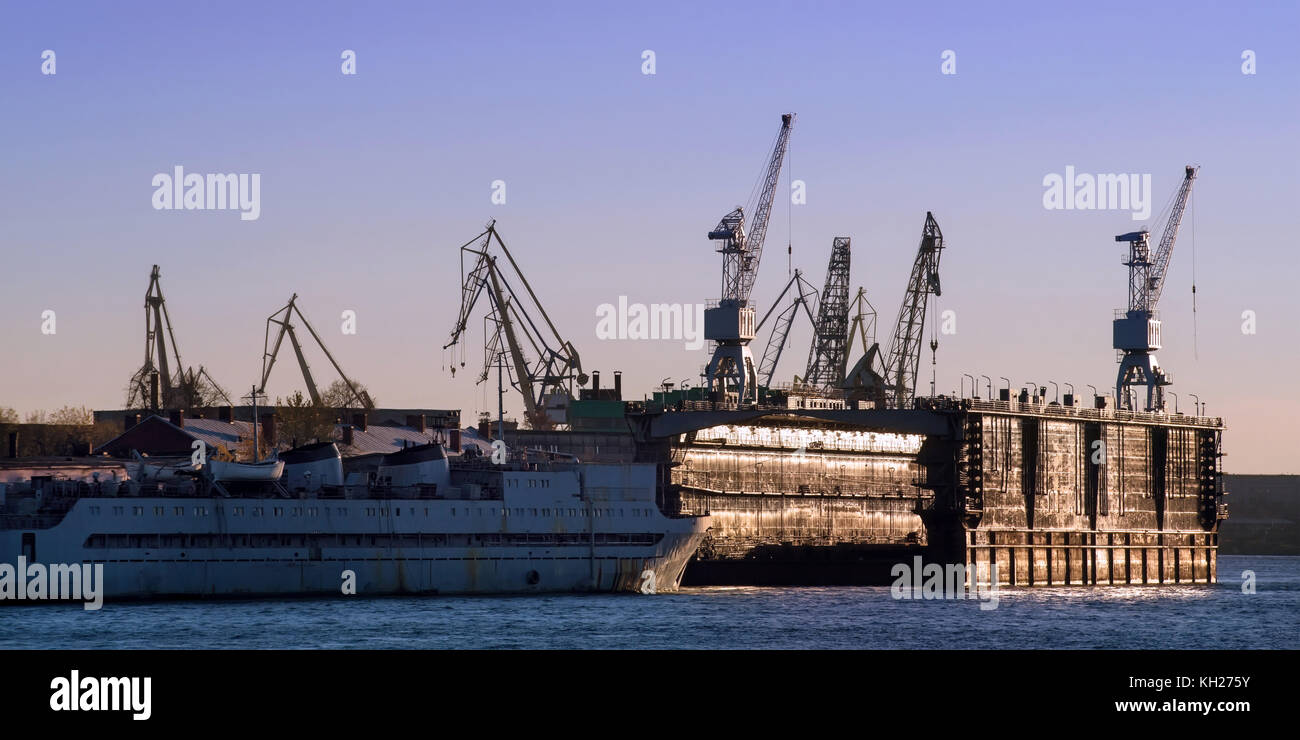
[{"left": 512, "top": 390, "right": 1227, "bottom": 587}]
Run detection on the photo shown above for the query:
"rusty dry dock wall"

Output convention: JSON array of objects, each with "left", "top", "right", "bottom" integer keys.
[{"left": 960, "top": 411, "right": 1223, "bottom": 585}]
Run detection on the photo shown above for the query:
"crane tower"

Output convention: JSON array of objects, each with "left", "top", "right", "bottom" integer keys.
[
  {"left": 1113, "top": 165, "right": 1198, "bottom": 412},
  {"left": 703, "top": 113, "right": 794, "bottom": 405}
]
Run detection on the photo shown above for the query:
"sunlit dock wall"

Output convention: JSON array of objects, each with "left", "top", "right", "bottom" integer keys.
[
  {"left": 510, "top": 401, "right": 1228, "bottom": 587},
  {"left": 668, "top": 422, "right": 928, "bottom": 557},
  {"left": 944, "top": 401, "right": 1227, "bottom": 586}
]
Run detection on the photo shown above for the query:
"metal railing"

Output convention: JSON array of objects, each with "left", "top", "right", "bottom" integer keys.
[{"left": 967, "top": 399, "right": 1222, "bottom": 427}]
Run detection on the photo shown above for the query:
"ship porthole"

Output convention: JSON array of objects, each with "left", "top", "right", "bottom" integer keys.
[{"left": 525, "top": 570, "right": 540, "bottom": 585}]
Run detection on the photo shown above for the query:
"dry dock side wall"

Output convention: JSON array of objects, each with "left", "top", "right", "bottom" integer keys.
[
  {"left": 948, "top": 409, "right": 1224, "bottom": 586},
  {"left": 671, "top": 444, "right": 927, "bottom": 557}
]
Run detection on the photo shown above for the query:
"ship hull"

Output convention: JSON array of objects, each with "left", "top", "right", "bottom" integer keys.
[{"left": 0, "top": 497, "right": 709, "bottom": 600}]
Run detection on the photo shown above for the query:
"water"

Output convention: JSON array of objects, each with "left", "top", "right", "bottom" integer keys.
[{"left": 1, "top": 555, "right": 1295, "bottom": 649}]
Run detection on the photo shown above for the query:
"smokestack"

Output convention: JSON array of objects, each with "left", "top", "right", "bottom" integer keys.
[
  {"left": 353, "top": 413, "right": 367, "bottom": 432},
  {"left": 7, "top": 431, "right": 18, "bottom": 459},
  {"left": 342, "top": 425, "right": 354, "bottom": 446},
  {"left": 448, "top": 428, "right": 461, "bottom": 453},
  {"left": 124, "top": 413, "right": 140, "bottom": 432},
  {"left": 406, "top": 414, "right": 426, "bottom": 434},
  {"left": 592, "top": 371, "right": 601, "bottom": 392},
  {"left": 169, "top": 409, "right": 185, "bottom": 428},
  {"left": 218, "top": 405, "right": 234, "bottom": 423},
  {"left": 149, "top": 371, "right": 160, "bottom": 411},
  {"left": 260, "top": 413, "right": 277, "bottom": 448},
  {"left": 614, "top": 371, "right": 623, "bottom": 401}
]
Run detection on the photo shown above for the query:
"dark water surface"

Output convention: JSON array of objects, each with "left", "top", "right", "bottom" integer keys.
[{"left": 1, "top": 555, "right": 1295, "bottom": 649}]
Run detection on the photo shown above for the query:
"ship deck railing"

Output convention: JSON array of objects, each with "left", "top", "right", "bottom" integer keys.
[{"left": 966, "top": 399, "right": 1223, "bottom": 428}]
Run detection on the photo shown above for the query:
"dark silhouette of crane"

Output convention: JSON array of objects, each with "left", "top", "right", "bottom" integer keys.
[
  {"left": 260, "top": 295, "right": 373, "bottom": 410},
  {"left": 842, "top": 212, "right": 944, "bottom": 408},
  {"left": 804, "top": 237, "right": 852, "bottom": 390},
  {"left": 126, "top": 265, "right": 232, "bottom": 411},
  {"left": 883, "top": 212, "right": 945, "bottom": 408},
  {"left": 444, "top": 221, "right": 586, "bottom": 430},
  {"left": 754, "top": 269, "right": 819, "bottom": 389}
]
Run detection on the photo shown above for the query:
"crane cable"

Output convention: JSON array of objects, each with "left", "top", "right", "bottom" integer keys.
[{"left": 1190, "top": 187, "right": 1198, "bottom": 360}]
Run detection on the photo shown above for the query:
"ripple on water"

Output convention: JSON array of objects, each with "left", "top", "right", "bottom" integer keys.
[{"left": 0, "top": 556, "right": 1294, "bottom": 649}]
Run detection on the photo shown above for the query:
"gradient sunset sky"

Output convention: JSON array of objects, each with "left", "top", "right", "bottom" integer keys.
[{"left": 2, "top": 1, "right": 1297, "bottom": 472}]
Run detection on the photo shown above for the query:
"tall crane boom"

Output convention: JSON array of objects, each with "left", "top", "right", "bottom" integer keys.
[
  {"left": 882, "top": 212, "right": 944, "bottom": 408},
  {"left": 703, "top": 113, "right": 794, "bottom": 405},
  {"left": 804, "top": 237, "right": 852, "bottom": 390},
  {"left": 1113, "top": 165, "right": 1198, "bottom": 411},
  {"left": 735, "top": 113, "right": 793, "bottom": 302},
  {"left": 1128, "top": 165, "right": 1198, "bottom": 313},
  {"left": 261, "top": 295, "right": 374, "bottom": 410}
]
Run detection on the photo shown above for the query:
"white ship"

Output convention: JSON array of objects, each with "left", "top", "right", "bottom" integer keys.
[{"left": 0, "top": 442, "right": 710, "bottom": 600}]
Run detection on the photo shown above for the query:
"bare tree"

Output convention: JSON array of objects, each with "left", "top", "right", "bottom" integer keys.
[
  {"left": 320, "top": 379, "right": 376, "bottom": 410},
  {"left": 48, "top": 405, "right": 94, "bottom": 425},
  {"left": 276, "top": 391, "right": 336, "bottom": 448}
]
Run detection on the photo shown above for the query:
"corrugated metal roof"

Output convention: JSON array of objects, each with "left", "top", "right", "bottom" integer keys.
[
  {"left": 459, "top": 426, "right": 494, "bottom": 453},
  {"left": 333, "top": 424, "right": 445, "bottom": 456},
  {"left": 99, "top": 415, "right": 484, "bottom": 460},
  {"left": 182, "top": 417, "right": 254, "bottom": 452}
]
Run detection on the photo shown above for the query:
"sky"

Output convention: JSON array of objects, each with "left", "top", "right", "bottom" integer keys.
[{"left": 1, "top": 1, "right": 1297, "bottom": 473}]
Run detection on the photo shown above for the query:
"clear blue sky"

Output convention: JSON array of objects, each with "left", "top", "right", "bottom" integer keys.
[{"left": 1, "top": 1, "right": 1297, "bottom": 472}]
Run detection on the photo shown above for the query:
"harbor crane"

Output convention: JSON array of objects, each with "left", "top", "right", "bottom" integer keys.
[
  {"left": 260, "top": 295, "right": 373, "bottom": 410},
  {"left": 842, "top": 288, "right": 878, "bottom": 382},
  {"left": 883, "top": 212, "right": 944, "bottom": 408},
  {"left": 703, "top": 113, "right": 794, "bottom": 405},
  {"left": 842, "top": 212, "right": 944, "bottom": 408},
  {"left": 126, "top": 265, "right": 233, "bottom": 410},
  {"left": 803, "top": 237, "right": 852, "bottom": 390},
  {"left": 754, "top": 268, "right": 819, "bottom": 389},
  {"left": 1113, "top": 165, "right": 1198, "bottom": 412},
  {"left": 444, "top": 221, "right": 586, "bottom": 430}
]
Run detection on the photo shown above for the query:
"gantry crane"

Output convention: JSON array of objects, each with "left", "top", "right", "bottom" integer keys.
[
  {"left": 126, "top": 265, "right": 233, "bottom": 410},
  {"left": 703, "top": 113, "right": 794, "bottom": 404},
  {"left": 444, "top": 221, "right": 586, "bottom": 430},
  {"left": 260, "top": 295, "right": 373, "bottom": 409},
  {"left": 1113, "top": 165, "right": 1198, "bottom": 411},
  {"left": 754, "top": 269, "right": 819, "bottom": 389},
  {"left": 803, "top": 237, "right": 852, "bottom": 390}
]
